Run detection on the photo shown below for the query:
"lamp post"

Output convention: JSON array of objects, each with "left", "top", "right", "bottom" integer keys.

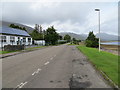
[{"left": 95, "top": 9, "right": 100, "bottom": 52}]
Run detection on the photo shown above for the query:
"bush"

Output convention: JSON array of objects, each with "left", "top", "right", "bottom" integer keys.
[
  {"left": 4, "top": 45, "right": 25, "bottom": 51},
  {"left": 85, "top": 31, "right": 98, "bottom": 48}
]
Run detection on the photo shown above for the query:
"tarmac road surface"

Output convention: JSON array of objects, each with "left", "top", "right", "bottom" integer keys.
[{"left": 2, "top": 44, "right": 111, "bottom": 88}]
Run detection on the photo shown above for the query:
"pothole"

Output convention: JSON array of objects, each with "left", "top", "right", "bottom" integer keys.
[
  {"left": 50, "top": 80, "right": 54, "bottom": 83},
  {"left": 49, "top": 80, "right": 62, "bottom": 83},
  {"left": 57, "top": 81, "right": 62, "bottom": 83},
  {"left": 72, "top": 59, "right": 80, "bottom": 62},
  {"left": 79, "top": 63, "right": 84, "bottom": 65},
  {"left": 69, "top": 74, "right": 91, "bottom": 88}
]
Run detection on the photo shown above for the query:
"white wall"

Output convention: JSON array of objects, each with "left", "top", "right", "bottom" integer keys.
[
  {"left": 0, "top": 35, "right": 32, "bottom": 48},
  {"left": 34, "top": 40, "right": 45, "bottom": 46}
]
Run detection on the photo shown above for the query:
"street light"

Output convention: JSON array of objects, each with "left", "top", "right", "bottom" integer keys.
[{"left": 95, "top": 9, "right": 101, "bottom": 52}]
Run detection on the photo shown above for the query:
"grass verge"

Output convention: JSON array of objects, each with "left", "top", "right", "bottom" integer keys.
[
  {"left": 0, "top": 46, "right": 45, "bottom": 54},
  {"left": 68, "top": 43, "right": 78, "bottom": 45},
  {"left": 0, "top": 51, "right": 18, "bottom": 54},
  {"left": 25, "top": 46, "right": 45, "bottom": 51},
  {"left": 77, "top": 45, "right": 119, "bottom": 87}
]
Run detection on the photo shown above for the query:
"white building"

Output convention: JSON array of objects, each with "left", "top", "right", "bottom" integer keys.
[
  {"left": 34, "top": 40, "right": 45, "bottom": 46},
  {"left": 0, "top": 27, "right": 32, "bottom": 48}
]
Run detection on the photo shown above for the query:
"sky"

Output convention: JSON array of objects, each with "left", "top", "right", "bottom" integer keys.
[{"left": 0, "top": 0, "right": 119, "bottom": 35}]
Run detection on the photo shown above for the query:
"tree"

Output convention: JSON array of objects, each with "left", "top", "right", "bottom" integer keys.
[
  {"left": 9, "top": 24, "right": 15, "bottom": 28},
  {"left": 22, "top": 27, "right": 26, "bottom": 31},
  {"left": 58, "top": 35, "right": 63, "bottom": 40},
  {"left": 9, "top": 24, "right": 27, "bottom": 31},
  {"left": 64, "top": 34, "right": 71, "bottom": 42},
  {"left": 72, "top": 38, "right": 76, "bottom": 41},
  {"left": 85, "top": 31, "right": 98, "bottom": 48},
  {"left": 30, "top": 30, "right": 43, "bottom": 40},
  {"left": 72, "top": 38, "right": 80, "bottom": 45},
  {"left": 44, "top": 26, "right": 59, "bottom": 45}
]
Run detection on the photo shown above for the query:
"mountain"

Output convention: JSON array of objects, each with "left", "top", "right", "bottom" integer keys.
[
  {"left": 59, "top": 32, "right": 87, "bottom": 40},
  {"left": 96, "top": 33, "right": 119, "bottom": 41},
  {"left": 1, "top": 21, "right": 34, "bottom": 33},
  {"left": 1, "top": 21, "right": 119, "bottom": 41},
  {"left": 59, "top": 32, "right": 119, "bottom": 41}
]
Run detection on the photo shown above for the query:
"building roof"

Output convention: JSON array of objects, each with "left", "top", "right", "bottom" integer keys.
[{"left": 0, "top": 27, "right": 30, "bottom": 37}]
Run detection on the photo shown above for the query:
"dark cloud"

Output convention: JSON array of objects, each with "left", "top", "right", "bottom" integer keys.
[{"left": 2, "top": 2, "right": 118, "bottom": 35}]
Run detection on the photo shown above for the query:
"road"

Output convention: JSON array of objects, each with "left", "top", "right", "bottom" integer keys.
[{"left": 2, "top": 44, "right": 111, "bottom": 88}]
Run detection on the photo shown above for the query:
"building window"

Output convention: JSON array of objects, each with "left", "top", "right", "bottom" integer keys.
[
  {"left": 10, "top": 36, "right": 15, "bottom": 43},
  {"left": 0, "top": 36, "right": 6, "bottom": 42},
  {"left": 23, "top": 37, "right": 26, "bottom": 42},
  {"left": 18, "top": 37, "right": 20, "bottom": 41},
  {"left": 28, "top": 38, "right": 31, "bottom": 42}
]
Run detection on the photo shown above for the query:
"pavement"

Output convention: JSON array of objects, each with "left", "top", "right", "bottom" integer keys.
[{"left": 2, "top": 44, "right": 111, "bottom": 88}]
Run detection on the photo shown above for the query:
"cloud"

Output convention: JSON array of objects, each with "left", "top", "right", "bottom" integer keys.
[{"left": 1, "top": 2, "right": 118, "bottom": 35}]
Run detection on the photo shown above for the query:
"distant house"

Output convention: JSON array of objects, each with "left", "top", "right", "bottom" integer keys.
[
  {"left": 0, "top": 27, "right": 32, "bottom": 48},
  {"left": 34, "top": 40, "right": 45, "bottom": 46}
]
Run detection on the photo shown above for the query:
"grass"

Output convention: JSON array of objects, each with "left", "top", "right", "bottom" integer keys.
[
  {"left": 68, "top": 43, "right": 78, "bottom": 45},
  {"left": 0, "top": 46, "right": 45, "bottom": 54},
  {"left": 0, "top": 51, "right": 18, "bottom": 54},
  {"left": 77, "top": 45, "right": 119, "bottom": 86},
  {"left": 25, "top": 46, "right": 45, "bottom": 50}
]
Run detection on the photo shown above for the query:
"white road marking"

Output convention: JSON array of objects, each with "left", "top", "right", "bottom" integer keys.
[
  {"left": 32, "top": 72, "right": 36, "bottom": 76},
  {"left": 17, "top": 82, "right": 28, "bottom": 88},
  {"left": 36, "top": 68, "right": 41, "bottom": 73},
  {"left": 50, "top": 57, "right": 53, "bottom": 60},
  {"left": 44, "top": 61, "right": 49, "bottom": 65},
  {"left": 19, "top": 82, "right": 28, "bottom": 88},
  {"left": 16, "top": 83, "right": 23, "bottom": 88},
  {"left": 32, "top": 68, "right": 41, "bottom": 75}
]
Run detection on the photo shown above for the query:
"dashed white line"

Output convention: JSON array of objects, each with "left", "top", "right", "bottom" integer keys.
[
  {"left": 32, "top": 68, "right": 41, "bottom": 75},
  {"left": 32, "top": 72, "right": 36, "bottom": 76},
  {"left": 17, "top": 81, "right": 28, "bottom": 88},
  {"left": 19, "top": 82, "right": 28, "bottom": 88},
  {"left": 50, "top": 57, "right": 53, "bottom": 60},
  {"left": 36, "top": 68, "right": 41, "bottom": 73},
  {"left": 16, "top": 83, "right": 23, "bottom": 88},
  {"left": 44, "top": 61, "right": 49, "bottom": 65},
  {"left": 54, "top": 55, "right": 56, "bottom": 57}
]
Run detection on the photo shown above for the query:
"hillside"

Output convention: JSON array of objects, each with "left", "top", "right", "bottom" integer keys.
[
  {"left": 96, "top": 33, "right": 119, "bottom": 41},
  {"left": 1, "top": 21, "right": 34, "bottom": 33},
  {"left": 1, "top": 21, "right": 119, "bottom": 41},
  {"left": 59, "top": 32, "right": 87, "bottom": 40},
  {"left": 59, "top": 32, "right": 119, "bottom": 41}
]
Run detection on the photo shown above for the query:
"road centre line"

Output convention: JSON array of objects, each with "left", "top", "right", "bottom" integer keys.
[
  {"left": 50, "top": 57, "right": 53, "bottom": 60},
  {"left": 16, "top": 82, "right": 23, "bottom": 88},
  {"left": 32, "top": 68, "right": 41, "bottom": 75},
  {"left": 32, "top": 72, "right": 36, "bottom": 76},
  {"left": 36, "top": 68, "right": 41, "bottom": 73},
  {"left": 19, "top": 82, "right": 28, "bottom": 88},
  {"left": 44, "top": 61, "right": 49, "bottom": 65},
  {"left": 16, "top": 81, "right": 28, "bottom": 88}
]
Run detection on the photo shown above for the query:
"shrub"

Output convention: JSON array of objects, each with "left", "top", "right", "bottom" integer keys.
[{"left": 85, "top": 31, "right": 98, "bottom": 48}]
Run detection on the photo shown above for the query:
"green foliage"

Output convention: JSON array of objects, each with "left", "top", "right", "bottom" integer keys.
[
  {"left": 9, "top": 24, "right": 27, "bottom": 31},
  {"left": 58, "top": 40, "right": 67, "bottom": 44},
  {"left": 77, "top": 46, "right": 119, "bottom": 86},
  {"left": 85, "top": 31, "right": 98, "bottom": 48},
  {"left": 64, "top": 34, "right": 71, "bottom": 42},
  {"left": 58, "top": 35, "right": 63, "bottom": 40},
  {"left": 30, "top": 30, "right": 43, "bottom": 40},
  {"left": 25, "top": 46, "right": 45, "bottom": 51},
  {"left": 72, "top": 38, "right": 76, "bottom": 41},
  {"left": 72, "top": 38, "right": 81, "bottom": 45},
  {"left": 44, "top": 26, "right": 59, "bottom": 45}
]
